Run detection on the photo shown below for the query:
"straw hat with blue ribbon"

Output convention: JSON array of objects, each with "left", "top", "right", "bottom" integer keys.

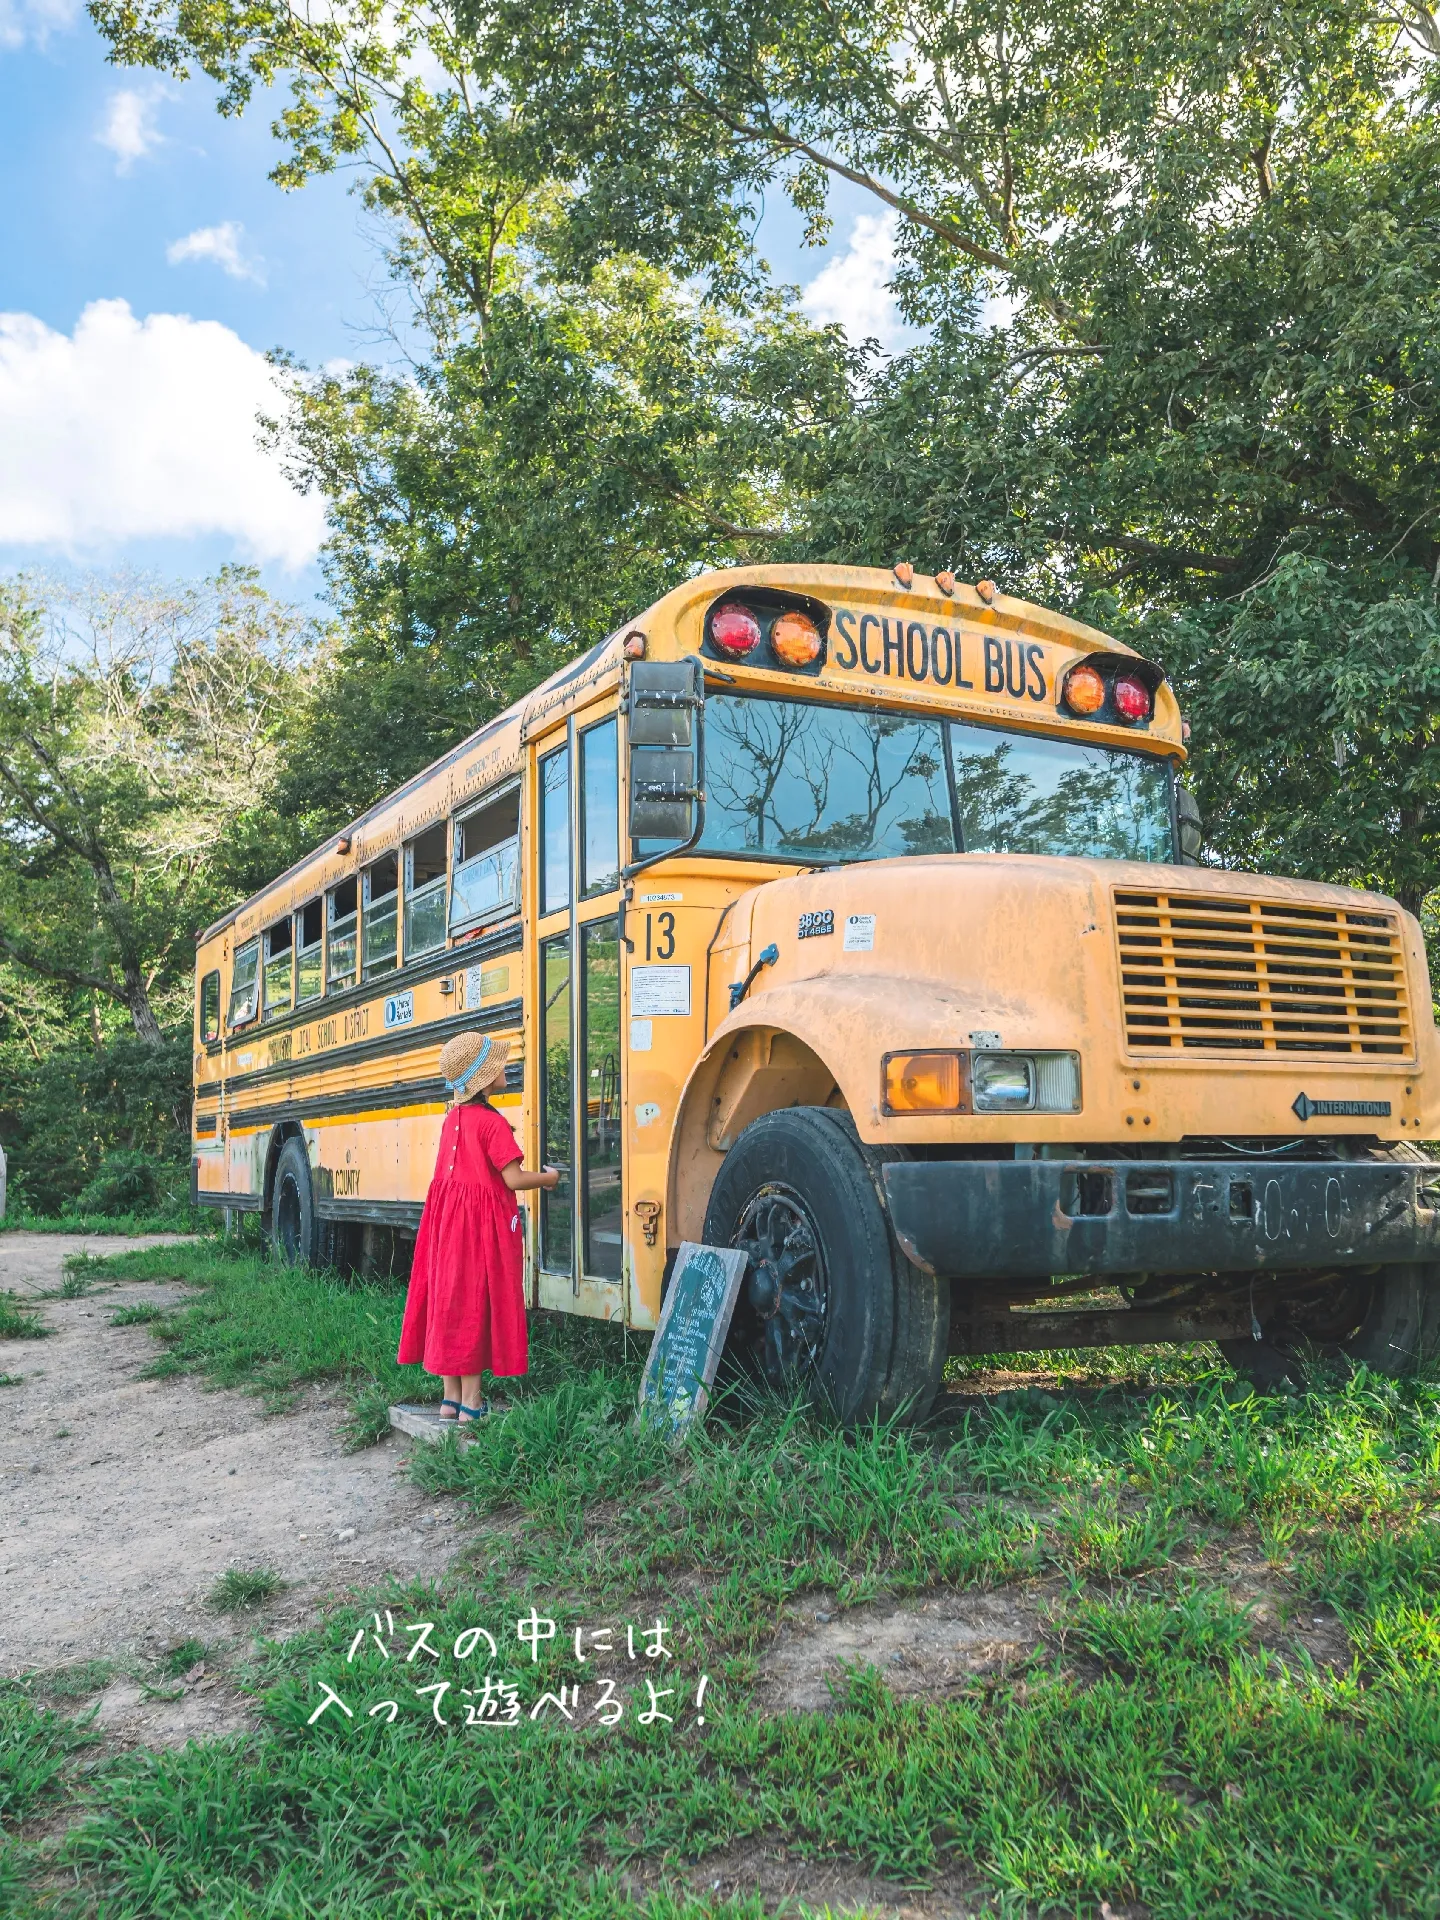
[{"left": 438, "top": 1030, "right": 510, "bottom": 1106}]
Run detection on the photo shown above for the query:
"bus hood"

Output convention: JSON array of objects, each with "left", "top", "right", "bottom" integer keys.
[{"left": 700, "top": 853, "right": 1440, "bottom": 1146}]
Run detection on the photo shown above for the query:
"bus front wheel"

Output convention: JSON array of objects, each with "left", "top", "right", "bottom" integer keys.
[
  {"left": 703, "top": 1107, "right": 947, "bottom": 1425},
  {"left": 270, "top": 1136, "right": 321, "bottom": 1268}
]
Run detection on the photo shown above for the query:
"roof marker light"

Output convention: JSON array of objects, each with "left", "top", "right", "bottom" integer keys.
[
  {"left": 893, "top": 562, "right": 914, "bottom": 587},
  {"left": 935, "top": 571, "right": 956, "bottom": 596},
  {"left": 1062, "top": 664, "right": 1106, "bottom": 716},
  {"left": 771, "top": 609, "right": 822, "bottom": 667},
  {"left": 1113, "top": 674, "right": 1153, "bottom": 722},
  {"left": 710, "top": 602, "right": 762, "bottom": 657}
]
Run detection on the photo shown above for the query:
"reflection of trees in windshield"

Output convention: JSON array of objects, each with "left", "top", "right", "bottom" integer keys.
[
  {"left": 950, "top": 727, "right": 1171, "bottom": 860},
  {"left": 701, "top": 698, "right": 954, "bottom": 862}
]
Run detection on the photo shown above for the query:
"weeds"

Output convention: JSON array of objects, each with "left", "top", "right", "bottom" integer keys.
[
  {"left": 108, "top": 1303, "right": 164, "bottom": 1327},
  {"left": 0, "top": 1292, "right": 49, "bottom": 1340},
  {"left": 159, "top": 1641, "right": 208, "bottom": 1678},
  {"left": 208, "top": 1567, "right": 284, "bottom": 1611},
  {"left": 0, "top": 1372, "right": 21, "bottom": 1387}
]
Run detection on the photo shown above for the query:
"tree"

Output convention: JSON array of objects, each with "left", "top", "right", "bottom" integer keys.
[
  {"left": 89, "top": 0, "right": 1440, "bottom": 906},
  {"left": 272, "top": 260, "right": 852, "bottom": 816},
  {"left": 0, "top": 570, "right": 320, "bottom": 1042}
]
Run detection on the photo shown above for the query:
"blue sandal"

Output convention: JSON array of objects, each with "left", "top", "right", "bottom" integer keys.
[
  {"left": 457, "top": 1401, "right": 490, "bottom": 1424},
  {"left": 438, "top": 1398, "right": 460, "bottom": 1421}
]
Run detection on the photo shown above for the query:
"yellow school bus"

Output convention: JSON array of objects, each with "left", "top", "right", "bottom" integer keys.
[{"left": 192, "top": 564, "right": 1440, "bottom": 1416}]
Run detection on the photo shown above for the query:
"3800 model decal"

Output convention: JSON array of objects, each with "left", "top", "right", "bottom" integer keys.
[{"left": 829, "top": 608, "right": 1048, "bottom": 703}]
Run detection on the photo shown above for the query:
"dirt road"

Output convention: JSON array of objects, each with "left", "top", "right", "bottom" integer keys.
[{"left": 0, "top": 1233, "right": 459, "bottom": 1737}]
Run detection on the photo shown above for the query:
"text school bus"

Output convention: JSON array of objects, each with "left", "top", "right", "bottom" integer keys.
[{"left": 193, "top": 565, "right": 1440, "bottom": 1417}]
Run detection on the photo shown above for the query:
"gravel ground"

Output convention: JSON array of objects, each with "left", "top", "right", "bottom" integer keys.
[{"left": 0, "top": 1233, "right": 460, "bottom": 1735}]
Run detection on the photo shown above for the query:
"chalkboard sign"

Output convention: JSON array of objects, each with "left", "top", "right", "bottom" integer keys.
[{"left": 637, "top": 1241, "right": 749, "bottom": 1435}]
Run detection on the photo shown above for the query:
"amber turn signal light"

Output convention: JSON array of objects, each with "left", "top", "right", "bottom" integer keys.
[
  {"left": 1062, "top": 664, "right": 1106, "bottom": 716},
  {"left": 883, "top": 1050, "right": 966, "bottom": 1113},
  {"left": 772, "top": 609, "right": 823, "bottom": 667}
]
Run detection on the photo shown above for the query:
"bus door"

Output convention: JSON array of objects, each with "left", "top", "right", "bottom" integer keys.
[{"left": 533, "top": 708, "right": 624, "bottom": 1307}]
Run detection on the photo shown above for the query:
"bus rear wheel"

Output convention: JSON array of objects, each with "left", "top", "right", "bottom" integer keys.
[
  {"left": 703, "top": 1107, "right": 947, "bottom": 1426},
  {"left": 270, "top": 1136, "right": 321, "bottom": 1268},
  {"left": 1219, "top": 1262, "right": 1440, "bottom": 1388}
]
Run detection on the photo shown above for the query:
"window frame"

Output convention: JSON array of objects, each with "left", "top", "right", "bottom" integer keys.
[
  {"left": 361, "top": 852, "right": 400, "bottom": 981},
  {"left": 295, "top": 898, "right": 324, "bottom": 1006},
  {"left": 261, "top": 916, "right": 294, "bottom": 1022},
  {"left": 403, "top": 823, "right": 449, "bottom": 963},
  {"left": 578, "top": 715, "right": 621, "bottom": 900},
  {"left": 198, "top": 969, "right": 221, "bottom": 1044},
  {"left": 449, "top": 779, "right": 522, "bottom": 936},
  {"left": 226, "top": 938, "right": 261, "bottom": 1030},
  {"left": 537, "top": 746, "right": 572, "bottom": 919},
  {"left": 326, "top": 878, "right": 359, "bottom": 995}
]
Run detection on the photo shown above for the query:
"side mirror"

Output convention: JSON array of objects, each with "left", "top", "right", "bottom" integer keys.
[
  {"left": 1177, "top": 785, "right": 1203, "bottom": 864},
  {"left": 627, "top": 660, "right": 704, "bottom": 850}
]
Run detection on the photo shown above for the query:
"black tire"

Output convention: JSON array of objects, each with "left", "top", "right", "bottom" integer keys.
[
  {"left": 270, "top": 1136, "right": 321, "bottom": 1268},
  {"left": 1220, "top": 1261, "right": 1440, "bottom": 1388},
  {"left": 702, "top": 1107, "right": 947, "bottom": 1426}
]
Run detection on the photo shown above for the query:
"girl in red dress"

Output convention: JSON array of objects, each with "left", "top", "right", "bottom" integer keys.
[{"left": 397, "top": 1030, "right": 559, "bottom": 1424}]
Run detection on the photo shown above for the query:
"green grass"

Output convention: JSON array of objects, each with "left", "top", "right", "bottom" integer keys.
[
  {"left": 0, "top": 1372, "right": 22, "bottom": 1387},
  {"left": 82, "top": 1241, "right": 422, "bottom": 1417},
  {"left": 1, "top": 1208, "right": 212, "bottom": 1235},
  {"left": 0, "top": 1292, "right": 50, "bottom": 1340},
  {"left": 8, "top": 1238, "right": 1440, "bottom": 1917},
  {"left": 108, "top": 1303, "right": 165, "bottom": 1327},
  {"left": 208, "top": 1568, "right": 285, "bottom": 1612}
]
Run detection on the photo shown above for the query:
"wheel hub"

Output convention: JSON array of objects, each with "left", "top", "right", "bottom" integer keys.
[{"left": 733, "top": 1184, "right": 829, "bottom": 1385}]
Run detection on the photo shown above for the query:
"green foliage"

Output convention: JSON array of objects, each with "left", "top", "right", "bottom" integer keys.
[
  {"left": 0, "top": 1030, "right": 190, "bottom": 1217},
  {"left": 207, "top": 1567, "right": 284, "bottom": 1611},
  {"left": 0, "top": 570, "right": 323, "bottom": 1041},
  {"left": 159, "top": 1641, "right": 209, "bottom": 1679},
  {"left": 0, "top": 1680, "right": 96, "bottom": 1826},
  {"left": 0, "top": 1293, "right": 50, "bottom": 1340}
]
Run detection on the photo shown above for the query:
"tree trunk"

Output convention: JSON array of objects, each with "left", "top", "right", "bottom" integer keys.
[{"left": 121, "top": 965, "right": 164, "bottom": 1044}]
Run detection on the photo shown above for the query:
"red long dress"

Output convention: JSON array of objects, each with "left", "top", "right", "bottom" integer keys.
[{"left": 397, "top": 1099, "right": 528, "bottom": 1377}]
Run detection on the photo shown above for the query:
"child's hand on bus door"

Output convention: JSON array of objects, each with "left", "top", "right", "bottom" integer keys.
[{"left": 539, "top": 1164, "right": 561, "bottom": 1190}]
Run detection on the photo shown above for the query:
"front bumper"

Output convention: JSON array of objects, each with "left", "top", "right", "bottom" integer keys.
[{"left": 881, "top": 1157, "right": 1440, "bottom": 1280}]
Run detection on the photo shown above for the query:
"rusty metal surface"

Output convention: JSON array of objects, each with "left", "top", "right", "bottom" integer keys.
[{"left": 883, "top": 1156, "right": 1440, "bottom": 1279}]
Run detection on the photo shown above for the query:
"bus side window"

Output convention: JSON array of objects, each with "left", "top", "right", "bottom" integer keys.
[
  {"left": 262, "top": 918, "right": 293, "bottom": 1020},
  {"left": 450, "top": 786, "right": 520, "bottom": 932},
  {"left": 328, "top": 879, "right": 358, "bottom": 993},
  {"left": 228, "top": 939, "right": 260, "bottom": 1029},
  {"left": 539, "top": 746, "right": 571, "bottom": 916},
  {"left": 199, "top": 969, "right": 221, "bottom": 1044},
  {"left": 296, "top": 900, "right": 323, "bottom": 1004},
  {"left": 580, "top": 717, "right": 619, "bottom": 898},
  {"left": 363, "top": 854, "right": 399, "bottom": 979},
  {"left": 404, "top": 824, "right": 447, "bottom": 959}
]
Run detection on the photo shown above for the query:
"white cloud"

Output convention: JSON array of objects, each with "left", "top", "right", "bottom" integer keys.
[
  {"left": 802, "top": 211, "right": 919, "bottom": 354},
  {"left": 0, "top": 300, "right": 325, "bottom": 570},
  {"left": 0, "top": 0, "right": 78, "bottom": 48},
  {"left": 97, "top": 87, "right": 165, "bottom": 172},
  {"left": 167, "top": 222, "right": 267, "bottom": 285}
]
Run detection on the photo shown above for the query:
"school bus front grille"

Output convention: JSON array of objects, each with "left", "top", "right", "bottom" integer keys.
[{"left": 1113, "top": 890, "right": 1412, "bottom": 1056}]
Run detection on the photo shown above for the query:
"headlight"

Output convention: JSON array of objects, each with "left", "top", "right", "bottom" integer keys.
[
  {"left": 973, "top": 1051, "right": 1081, "bottom": 1114},
  {"left": 972, "top": 1053, "right": 1034, "bottom": 1110}
]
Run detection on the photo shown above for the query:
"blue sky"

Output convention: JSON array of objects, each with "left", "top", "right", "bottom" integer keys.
[{"left": 0, "top": 4, "right": 906, "bottom": 609}]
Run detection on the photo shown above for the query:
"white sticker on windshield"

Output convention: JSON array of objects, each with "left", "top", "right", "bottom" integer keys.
[
  {"left": 843, "top": 914, "right": 876, "bottom": 952},
  {"left": 630, "top": 965, "right": 691, "bottom": 1016}
]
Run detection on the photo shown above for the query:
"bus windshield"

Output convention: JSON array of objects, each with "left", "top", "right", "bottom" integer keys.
[{"left": 696, "top": 694, "right": 1173, "bottom": 865}]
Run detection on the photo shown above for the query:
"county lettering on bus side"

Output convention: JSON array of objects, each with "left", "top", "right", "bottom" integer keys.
[{"left": 829, "top": 607, "right": 1049, "bottom": 702}]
